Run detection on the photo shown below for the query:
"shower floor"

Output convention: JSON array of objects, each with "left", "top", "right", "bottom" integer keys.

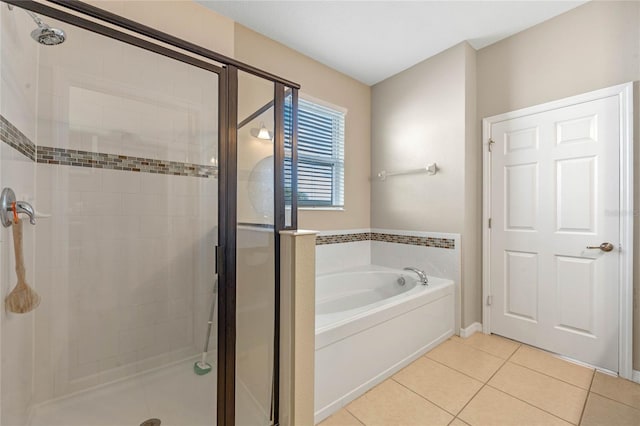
[{"left": 29, "top": 357, "right": 265, "bottom": 426}]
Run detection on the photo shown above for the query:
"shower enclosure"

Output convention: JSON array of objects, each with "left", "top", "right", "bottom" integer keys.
[{"left": 0, "top": 1, "right": 298, "bottom": 425}]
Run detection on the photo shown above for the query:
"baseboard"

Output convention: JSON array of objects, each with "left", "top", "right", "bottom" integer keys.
[
  {"left": 633, "top": 370, "right": 640, "bottom": 384},
  {"left": 459, "top": 322, "right": 482, "bottom": 338}
]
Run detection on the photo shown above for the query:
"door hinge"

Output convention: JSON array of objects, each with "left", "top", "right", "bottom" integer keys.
[
  {"left": 215, "top": 245, "right": 224, "bottom": 275},
  {"left": 486, "top": 295, "right": 493, "bottom": 306},
  {"left": 488, "top": 218, "right": 492, "bottom": 228},
  {"left": 488, "top": 138, "right": 495, "bottom": 152}
]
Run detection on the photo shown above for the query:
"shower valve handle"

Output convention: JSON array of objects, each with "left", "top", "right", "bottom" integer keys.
[{"left": 0, "top": 188, "right": 36, "bottom": 227}]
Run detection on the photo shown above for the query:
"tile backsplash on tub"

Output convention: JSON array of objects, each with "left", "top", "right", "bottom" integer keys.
[
  {"left": 316, "top": 240, "right": 371, "bottom": 274},
  {"left": 316, "top": 229, "right": 461, "bottom": 284},
  {"left": 316, "top": 229, "right": 455, "bottom": 250}
]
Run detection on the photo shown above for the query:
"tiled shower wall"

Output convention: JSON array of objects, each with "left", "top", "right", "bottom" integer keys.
[
  {"left": 32, "top": 27, "right": 219, "bottom": 401},
  {"left": 1, "top": 9, "right": 220, "bottom": 414},
  {"left": 0, "top": 6, "right": 38, "bottom": 426},
  {"left": 33, "top": 165, "right": 217, "bottom": 400}
]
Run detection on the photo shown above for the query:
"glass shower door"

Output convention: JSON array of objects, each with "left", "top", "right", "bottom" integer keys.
[
  {"left": 235, "top": 70, "right": 276, "bottom": 426},
  {"left": 1, "top": 5, "right": 221, "bottom": 425}
]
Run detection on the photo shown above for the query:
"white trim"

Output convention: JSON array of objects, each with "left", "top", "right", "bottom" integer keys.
[
  {"left": 482, "top": 82, "right": 634, "bottom": 379},
  {"left": 299, "top": 91, "right": 348, "bottom": 115},
  {"left": 617, "top": 83, "right": 634, "bottom": 380},
  {"left": 299, "top": 206, "right": 345, "bottom": 211},
  {"left": 459, "top": 322, "right": 482, "bottom": 338},
  {"left": 632, "top": 370, "right": 640, "bottom": 384},
  {"left": 482, "top": 111, "right": 493, "bottom": 335},
  {"left": 316, "top": 228, "right": 371, "bottom": 236},
  {"left": 279, "top": 229, "right": 319, "bottom": 236}
]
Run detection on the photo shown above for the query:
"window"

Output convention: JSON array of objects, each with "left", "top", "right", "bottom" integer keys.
[{"left": 285, "top": 97, "right": 345, "bottom": 208}]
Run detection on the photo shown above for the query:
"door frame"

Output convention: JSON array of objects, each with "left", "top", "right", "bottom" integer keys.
[{"left": 482, "top": 82, "right": 634, "bottom": 379}]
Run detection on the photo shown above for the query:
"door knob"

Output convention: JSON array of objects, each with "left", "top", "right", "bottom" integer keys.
[{"left": 586, "top": 242, "right": 614, "bottom": 252}]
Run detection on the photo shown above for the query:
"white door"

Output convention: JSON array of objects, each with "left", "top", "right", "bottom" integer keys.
[{"left": 489, "top": 95, "right": 620, "bottom": 371}]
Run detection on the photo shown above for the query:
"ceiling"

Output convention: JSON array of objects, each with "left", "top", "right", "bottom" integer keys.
[{"left": 198, "top": 1, "right": 587, "bottom": 85}]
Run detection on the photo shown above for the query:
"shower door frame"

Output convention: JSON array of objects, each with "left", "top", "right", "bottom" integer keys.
[{"left": 0, "top": 1, "right": 300, "bottom": 425}]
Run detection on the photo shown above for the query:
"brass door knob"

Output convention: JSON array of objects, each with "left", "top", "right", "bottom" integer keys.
[{"left": 586, "top": 242, "right": 614, "bottom": 252}]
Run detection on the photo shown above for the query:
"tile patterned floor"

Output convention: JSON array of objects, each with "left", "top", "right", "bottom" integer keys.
[{"left": 319, "top": 334, "right": 640, "bottom": 426}]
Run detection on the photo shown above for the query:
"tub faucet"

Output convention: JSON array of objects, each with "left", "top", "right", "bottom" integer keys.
[{"left": 403, "top": 267, "right": 428, "bottom": 285}]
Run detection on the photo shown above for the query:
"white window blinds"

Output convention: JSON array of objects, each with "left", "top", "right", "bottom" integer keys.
[{"left": 285, "top": 97, "right": 345, "bottom": 207}]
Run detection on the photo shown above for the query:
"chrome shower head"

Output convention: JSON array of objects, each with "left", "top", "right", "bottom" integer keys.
[
  {"left": 8, "top": 5, "right": 66, "bottom": 46},
  {"left": 30, "top": 25, "right": 66, "bottom": 46}
]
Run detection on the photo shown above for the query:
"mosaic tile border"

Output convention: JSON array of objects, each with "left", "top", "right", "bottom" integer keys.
[
  {"left": 0, "top": 114, "right": 217, "bottom": 178},
  {"left": 316, "top": 233, "right": 370, "bottom": 245},
  {"left": 371, "top": 232, "right": 455, "bottom": 249},
  {"left": 316, "top": 232, "right": 455, "bottom": 249},
  {"left": 37, "top": 146, "right": 217, "bottom": 178},
  {"left": 0, "top": 115, "right": 36, "bottom": 161}
]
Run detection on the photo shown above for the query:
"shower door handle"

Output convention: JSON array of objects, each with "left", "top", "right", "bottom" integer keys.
[{"left": 215, "top": 245, "right": 224, "bottom": 275}]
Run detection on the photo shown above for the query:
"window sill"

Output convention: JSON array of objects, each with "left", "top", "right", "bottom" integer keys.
[{"left": 298, "top": 206, "right": 345, "bottom": 211}]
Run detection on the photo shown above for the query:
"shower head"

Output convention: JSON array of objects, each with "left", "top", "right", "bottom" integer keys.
[
  {"left": 30, "top": 25, "right": 66, "bottom": 46},
  {"left": 25, "top": 10, "right": 66, "bottom": 46},
  {"left": 8, "top": 5, "right": 66, "bottom": 46}
]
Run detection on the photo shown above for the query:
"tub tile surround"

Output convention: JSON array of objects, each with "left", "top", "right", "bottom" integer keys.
[
  {"left": 320, "top": 333, "right": 640, "bottom": 426},
  {"left": 316, "top": 229, "right": 461, "bottom": 281},
  {"left": 316, "top": 228, "right": 462, "bottom": 333}
]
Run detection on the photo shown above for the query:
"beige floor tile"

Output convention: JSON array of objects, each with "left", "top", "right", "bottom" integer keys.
[
  {"left": 347, "top": 379, "right": 453, "bottom": 426},
  {"left": 318, "top": 409, "right": 363, "bottom": 426},
  {"left": 426, "top": 340, "right": 504, "bottom": 382},
  {"left": 458, "top": 333, "right": 520, "bottom": 359},
  {"left": 448, "top": 418, "right": 470, "bottom": 426},
  {"left": 509, "top": 345, "right": 594, "bottom": 389},
  {"left": 590, "top": 371, "right": 640, "bottom": 410},
  {"left": 488, "top": 362, "right": 587, "bottom": 424},
  {"left": 449, "top": 335, "right": 464, "bottom": 343},
  {"left": 458, "top": 386, "right": 571, "bottom": 426},
  {"left": 581, "top": 393, "right": 640, "bottom": 426},
  {"left": 394, "top": 357, "right": 483, "bottom": 415}
]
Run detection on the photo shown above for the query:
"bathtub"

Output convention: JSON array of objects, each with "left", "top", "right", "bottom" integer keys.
[{"left": 314, "top": 265, "right": 455, "bottom": 423}]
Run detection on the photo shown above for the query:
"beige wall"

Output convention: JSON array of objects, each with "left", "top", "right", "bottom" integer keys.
[
  {"left": 371, "top": 42, "right": 478, "bottom": 327},
  {"left": 234, "top": 25, "right": 371, "bottom": 231},
  {"left": 476, "top": 0, "right": 640, "bottom": 369},
  {"left": 371, "top": 44, "right": 467, "bottom": 232}
]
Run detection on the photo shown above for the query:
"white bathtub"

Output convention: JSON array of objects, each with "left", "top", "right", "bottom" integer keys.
[{"left": 314, "top": 265, "right": 455, "bottom": 423}]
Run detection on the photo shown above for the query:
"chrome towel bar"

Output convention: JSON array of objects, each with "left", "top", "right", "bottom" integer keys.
[{"left": 376, "top": 163, "right": 438, "bottom": 181}]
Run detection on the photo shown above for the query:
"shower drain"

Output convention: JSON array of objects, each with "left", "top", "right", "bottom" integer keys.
[{"left": 140, "top": 419, "right": 161, "bottom": 426}]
